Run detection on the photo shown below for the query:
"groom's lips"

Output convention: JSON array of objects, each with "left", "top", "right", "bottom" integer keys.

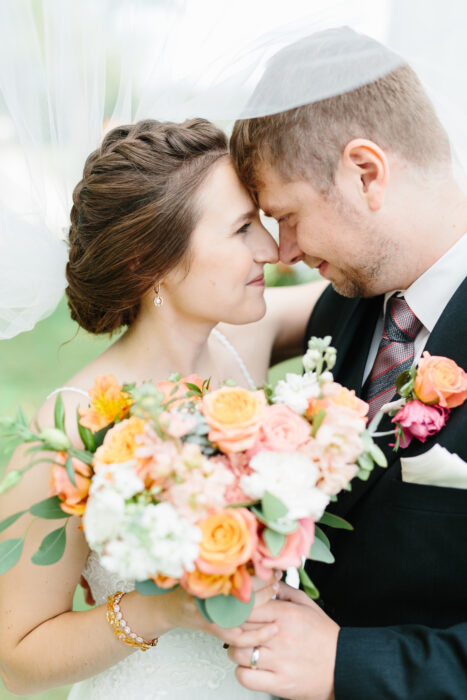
[{"left": 318, "top": 261, "right": 329, "bottom": 277}]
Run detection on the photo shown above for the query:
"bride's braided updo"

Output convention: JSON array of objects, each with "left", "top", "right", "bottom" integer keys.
[{"left": 66, "top": 118, "right": 228, "bottom": 334}]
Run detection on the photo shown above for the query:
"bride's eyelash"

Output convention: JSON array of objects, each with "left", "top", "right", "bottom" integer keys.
[{"left": 236, "top": 222, "right": 251, "bottom": 234}]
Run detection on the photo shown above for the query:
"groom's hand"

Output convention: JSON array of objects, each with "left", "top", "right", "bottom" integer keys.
[{"left": 228, "top": 582, "right": 339, "bottom": 700}]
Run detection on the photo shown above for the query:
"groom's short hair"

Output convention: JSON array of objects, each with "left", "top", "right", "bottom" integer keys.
[{"left": 231, "top": 63, "right": 451, "bottom": 202}]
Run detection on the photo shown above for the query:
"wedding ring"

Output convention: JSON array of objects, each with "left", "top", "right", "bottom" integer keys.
[{"left": 250, "top": 646, "right": 260, "bottom": 668}]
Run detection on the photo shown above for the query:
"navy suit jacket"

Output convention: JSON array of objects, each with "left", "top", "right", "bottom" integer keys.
[{"left": 304, "top": 278, "right": 467, "bottom": 699}]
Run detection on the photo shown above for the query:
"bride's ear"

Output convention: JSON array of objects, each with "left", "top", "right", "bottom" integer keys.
[{"left": 336, "top": 138, "right": 389, "bottom": 211}]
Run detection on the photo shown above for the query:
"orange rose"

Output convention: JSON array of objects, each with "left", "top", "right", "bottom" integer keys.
[
  {"left": 49, "top": 453, "right": 92, "bottom": 516},
  {"left": 152, "top": 573, "right": 178, "bottom": 589},
  {"left": 93, "top": 416, "right": 146, "bottom": 471},
  {"left": 414, "top": 352, "right": 467, "bottom": 408},
  {"left": 202, "top": 387, "right": 266, "bottom": 453},
  {"left": 182, "top": 564, "right": 252, "bottom": 602},
  {"left": 79, "top": 374, "right": 132, "bottom": 431},
  {"left": 196, "top": 508, "right": 257, "bottom": 575},
  {"left": 307, "top": 382, "right": 369, "bottom": 420},
  {"left": 156, "top": 374, "right": 204, "bottom": 409}
]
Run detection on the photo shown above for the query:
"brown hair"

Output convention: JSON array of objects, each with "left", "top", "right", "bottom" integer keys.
[
  {"left": 230, "top": 64, "right": 451, "bottom": 202},
  {"left": 66, "top": 118, "right": 228, "bottom": 334}
]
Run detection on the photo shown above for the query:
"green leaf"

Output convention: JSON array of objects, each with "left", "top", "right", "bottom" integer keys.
[
  {"left": 309, "top": 536, "right": 335, "bottom": 564},
  {"left": 0, "top": 537, "right": 24, "bottom": 574},
  {"left": 0, "top": 470, "right": 22, "bottom": 494},
  {"left": 77, "top": 413, "right": 96, "bottom": 452},
  {"left": 135, "top": 579, "right": 178, "bottom": 595},
  {"left": 264, "top": 528, "right": 286, "bottom": 557},
  {"left": 251, "top": 506, "right": 298, "bottom": 534},
  {"left": 93, "top": 426, "right": 109, "bottom": 449},
  {"left": 31, "top": 526, "right": 66, "bottom": 565},
  {"left": 195, "top": 597, "right": 213, "bottom": 623},
  {"left": 0, "top": 510, "right": 27, "bottom": 534},
  {"left": 318, "top": 512, "right": 353, "bottom": 531},
  {"left": 168, "top": 372, "right": 182, "bottom": 383},
  {"left": 65, "top": 455, "right": 77, "bottom": 487},
  {"left": 184, "top": 383, "right": 203, "bottom": 395},
  {"left": 54, "top": 393, "right": 66, "bottom": 432},
  {"left": 29, "top": 496, "right": 71, "bottom": 519},
  {"left": 368, "top": 442, "right": 388, "bottom": 467},
  {"left": 262, "top": 491, "right": 288, "bottom": 521},
  {"left": 68, "top": 447, "right": 94, "bottom": 465},
  {"left": 357, "top": 467, "right": 372, "bottom": 481},
  {"left": 16, "top": 406, "right": 29, "bottom": 427},
  {"left": 311, "top": 409, "right": 326, "bottom": 438},
  {"left": 314, "top": 525, "right": 330, "bottom": 549},
  {"left": 298, "top": 566, "right": 320, "bottom": 599},
  {"left": 205, "top": 592, "right": 255, "bottom": 629},
  {"left": 357, "top": 452, "right": 373, "bottom": 472}
]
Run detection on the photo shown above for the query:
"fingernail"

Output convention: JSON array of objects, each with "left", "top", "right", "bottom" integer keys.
[
  {"left": 274, "top": 570, "right": 282, "bottom": 581},
  {"left": 269, "top": 625, "right": 279, "bottom": 637}
]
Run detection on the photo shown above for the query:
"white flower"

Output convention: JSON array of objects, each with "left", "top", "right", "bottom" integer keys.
[
  {"left": 96, "top": 501, "right": 201, "bottom": 581},
  {"left": 241, "top": 450, "right": 330, "bottom": 521},
  {"left": 90, "top": 462, "right": 144, "bottom": 500},
  {"left": 272, "top": 372, "right": 321, "bottom": 414},
  {"left": 302, "top": 348, "right": 322, "bottom": 372},
  {"left": 83, "top": 489, "right": 126, "bottom": 549}
]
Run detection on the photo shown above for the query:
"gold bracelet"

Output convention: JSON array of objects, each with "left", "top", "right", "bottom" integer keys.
[{"left": 106, "top": 591, "right": 159, "bottom": 652}]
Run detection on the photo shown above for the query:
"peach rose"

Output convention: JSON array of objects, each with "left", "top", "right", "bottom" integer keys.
[
  {"left": 307, "top": 382, "right": 369, "bottom": 420},
  {"left": 251, "top": 404, "right": 311, "bottom": 455},
  {"left": 182, "top": 564, "right": 252, "bottom": 602},
  {"left": 156, "top": 374, "right": 204, "bottom": 409},
  {"left": 414, "top": 352, "right": 467, "bottom": 408},
  {"left": 79, "top": 374, "right": 132, "bottom": 431},
  {"left": 93, "top": 416, "right": 147, "bottom": 471},
  {"left": 202, "top": 387, "right": 267, "bottom": 453},
  {"left": 252, "top": 517, "right": 314, "bottom": 580},
  {"left": 49, "top": 453, "right": 92, "bottom": 516},
  {"left": 152, "top": 573, "right": 178, "bottom": 589},
  {"left": 196, "top": 507, "right": 258, "bottom": 575}
]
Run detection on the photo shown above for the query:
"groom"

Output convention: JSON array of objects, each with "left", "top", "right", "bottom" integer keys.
[{"left": 228, "top": 28, "right": 467, "bottom": 699}]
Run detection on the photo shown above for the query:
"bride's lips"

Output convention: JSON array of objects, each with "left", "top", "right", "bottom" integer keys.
[{"left": 247, "top": 273, "right": 265, "bottom": 286}]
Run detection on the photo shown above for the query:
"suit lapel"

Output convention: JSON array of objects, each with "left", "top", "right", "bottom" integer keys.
[{"left": 330, "top": 277, "right": 467, "bottom": 518}]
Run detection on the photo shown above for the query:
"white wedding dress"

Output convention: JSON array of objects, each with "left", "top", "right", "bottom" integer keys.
[{"left": 68, "top": 332, "right": 272, "bottom": 699}]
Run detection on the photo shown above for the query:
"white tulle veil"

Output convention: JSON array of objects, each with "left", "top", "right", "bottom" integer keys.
[{"left": 0, "top": 0, "right": 466, "bottom": 339}]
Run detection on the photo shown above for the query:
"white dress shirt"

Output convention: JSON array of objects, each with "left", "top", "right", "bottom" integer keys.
[{"left": 363, "top": 233, "right": 467, "bottom": 383}]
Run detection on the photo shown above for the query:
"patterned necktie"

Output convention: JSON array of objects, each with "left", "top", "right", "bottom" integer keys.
[{"left": 363, "top": 295, "right": 423, "bottom": 421}]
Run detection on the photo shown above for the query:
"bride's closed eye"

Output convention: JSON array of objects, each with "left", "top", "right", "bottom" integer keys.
[{"left": 235, "top": 221, "right": 251, "bottom": 235}]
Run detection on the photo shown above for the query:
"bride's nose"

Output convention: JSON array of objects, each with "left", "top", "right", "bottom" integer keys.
[{"left": 253, "top": 224, "right": 279, "bottom": 264}]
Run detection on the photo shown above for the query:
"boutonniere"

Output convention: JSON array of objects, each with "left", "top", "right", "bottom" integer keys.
[{"left": 381, "top": 352, "right": 467, "bottom": 450}]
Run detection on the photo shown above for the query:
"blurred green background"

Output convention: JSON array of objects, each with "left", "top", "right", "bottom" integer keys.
[{"left": 0, "top": 263, "right": 315, "bottom": 700}]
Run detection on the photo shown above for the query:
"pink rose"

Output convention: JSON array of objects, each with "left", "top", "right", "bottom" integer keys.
[
  {"left": 392, "top": 399, "right": 450, "bottom": 447},
  {"left": 250, "top": 404, "right": 311, "bottom": 455},
  {"left": 252, "top": 517, "right": 315, "bottom": 580}
]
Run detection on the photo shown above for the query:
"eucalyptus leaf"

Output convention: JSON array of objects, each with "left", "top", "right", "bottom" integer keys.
[
  {"left": 318, "top": 512, "right": 353, "bottom": 531},
  {"left": 264, "top": 528, "right": 286, "bottom": 557},
  {"left": 135, "top": 579, "right": 178, "bottom": 595},
  {"left": 369, "top": 442, "right": 388, "bottom": 467},
  {"left": 0, "top": 510, "right": 27, "bottom": 534},
  {"left": 314, "top": 525, "right": 330, "bottom": 550},
  {"left": 29, "top": 496, "right": 71, "bottom": 519},
  {"left": 65, "top": 455, "right": 77, "bottom": 487},
  {"left": 205, "top": 592, "right": 255, "bottom": 629},
  {"left": 298, "top": 566, "right": 320, "bottom": 599},
  {"left": 0, "top": 537, "right": 24, "bottom": 574},
  {"left": 357, "top": 467, "right": 371, "bottom": 481},
  {"left": 251, "top": 506, "right": 298, "bottom": 534},
  {"left": 195, "top": 597, "right": 213, "bottom": 623},
  {"left": 357, "top": 452, "right": 373, "bottom": 472},
  {"left": 54, "top": 393, "right": 66, "bottom": 433},
  {"left": 262, "top": 491, "right": 288, "bottom": 521},
  {"left": 309, "top": 536, "right": 335, "bottom": 564},
  {"left": 31, "top": 526, "right": 66, "bottom": 565}
]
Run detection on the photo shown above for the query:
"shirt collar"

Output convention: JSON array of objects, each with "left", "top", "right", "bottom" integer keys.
[{"left": 382, "top": 233, "right": 467, "bottom": 332}]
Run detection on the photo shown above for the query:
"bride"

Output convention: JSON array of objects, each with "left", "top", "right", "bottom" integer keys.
[{"left": 0, "top": 117, "right": 326, "bottom": 699}]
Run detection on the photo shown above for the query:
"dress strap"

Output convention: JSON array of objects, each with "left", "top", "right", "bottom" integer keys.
[{"left": 211, "top": 328, "right": 257, "bottom": 390}]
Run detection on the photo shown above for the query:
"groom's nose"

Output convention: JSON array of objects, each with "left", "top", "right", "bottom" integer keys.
[{"left": 279, "top": 224, "right": 304, "bottom": 265}]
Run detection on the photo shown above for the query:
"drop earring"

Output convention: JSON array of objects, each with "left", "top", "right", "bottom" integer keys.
[{"left": 153, "top": 284, "right": 163, "bottom": 308}]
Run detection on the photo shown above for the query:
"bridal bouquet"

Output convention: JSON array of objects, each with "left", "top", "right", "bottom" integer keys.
[{"left": 0, "top": 337, "right": 387, "bottom": 627}]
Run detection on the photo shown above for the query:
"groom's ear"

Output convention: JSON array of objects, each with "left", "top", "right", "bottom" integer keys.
[{"left": 336, "top": 139, "right": 389, "bottom": 212}]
